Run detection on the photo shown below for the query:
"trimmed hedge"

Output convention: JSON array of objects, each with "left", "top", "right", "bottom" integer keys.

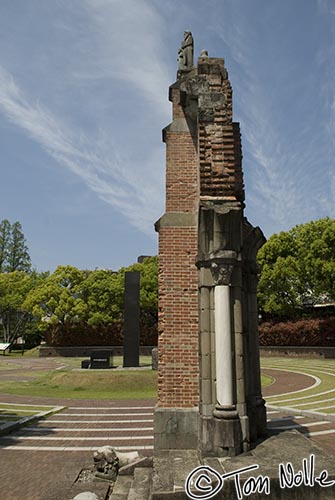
[
  {"left": 259, "top": 317, "right": 335, "bottom": 347},
  {"left": 43, "top": 320, "right": 157, "bottom": 347}
]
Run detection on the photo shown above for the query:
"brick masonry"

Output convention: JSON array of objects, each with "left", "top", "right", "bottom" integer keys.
[
  {"left": 156, "top": 87, "right": 200, "bottom": 409},
  {"left": 155, "top": 52, "right": 266, "bottom": 455},
  {"left": 155, "top": 56, "right": 245, "bottom": 411}
]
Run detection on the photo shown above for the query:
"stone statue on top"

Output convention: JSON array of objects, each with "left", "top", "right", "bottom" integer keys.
[{"left": 177, "top": 31, "right": 194, "bottom": 75}]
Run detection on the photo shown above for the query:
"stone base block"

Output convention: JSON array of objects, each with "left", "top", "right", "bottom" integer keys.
[
  {"left": 154, "top": 406, "right": 198, "bottom": 451},
  {"left": 199, "top": 415, "right": 243, "bottom": 457},
  {"left": 213, "top": 416, "right": 243, "bottom": 457}
]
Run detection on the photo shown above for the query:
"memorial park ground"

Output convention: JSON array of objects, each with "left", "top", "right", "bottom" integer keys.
[{"left": 0, "top": 352, "right": 334, "bottom": 499}]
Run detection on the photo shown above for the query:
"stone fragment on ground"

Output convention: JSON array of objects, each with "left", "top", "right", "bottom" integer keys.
[{"left": 72, "top": 493, "right": 99, "bottom": 500}]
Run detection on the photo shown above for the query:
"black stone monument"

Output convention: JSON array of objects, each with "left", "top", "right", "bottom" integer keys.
[
  {"left": 90, "top": 350, "right": 112, "bottom": 369},
  {"left": 123, "top": 271, "right": 140, "bottom": 367}
]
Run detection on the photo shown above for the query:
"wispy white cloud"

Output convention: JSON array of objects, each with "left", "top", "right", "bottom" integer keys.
[
  {"left": 0, "top": 0, "right": 172, "bottom": 237},
  {"left": 317, "top": 0, "right": 335, "bottom": 16},
  {"left": 0, "top": 65, "right": 164, "bottom": 235},
  {"left": 71, "top": 0, "right": 172, "bottom": 109},
  {"left": 210, "top": 2, "right": 335, "bottom": 235}
]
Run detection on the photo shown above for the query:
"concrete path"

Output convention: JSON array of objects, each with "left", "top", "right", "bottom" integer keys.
[
  {"left": 0, "top": 356, "right": 334, "bottom": 499},
  {"left": 0, "top": 399, "right": 155, "bottom": 500},
  {"left": 0, "top": 403, "right": 154, "bottom": 454}
]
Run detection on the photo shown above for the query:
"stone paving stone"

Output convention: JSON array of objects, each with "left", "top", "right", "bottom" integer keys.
[
  {"left": 0, "top": 361, "right": 333, "bottom": 499},
  {"left": 0, "top": 450, "right": 91, "bottom": 500}
]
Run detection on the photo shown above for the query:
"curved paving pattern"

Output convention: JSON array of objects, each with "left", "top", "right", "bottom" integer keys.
[
  {"left": 0, "top": 356, "right": 334, "bottom": 499},
  {"left": 261, "top": 358, "right": 335, "bottom": 455},
  {"left": 262, "top": 368, "right": 318, "bottom": 398},
  {"left": 0, "top": 404, "right": 155, "bottom": 453},
  {"left": 0, "top": 399, "right": 156, "bottom": 500},
  {"left": 262, "top": 358, "right": 335, "bottom": 413}
]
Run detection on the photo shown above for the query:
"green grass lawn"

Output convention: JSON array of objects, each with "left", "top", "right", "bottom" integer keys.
[
  {"left": 7, "top": 347, "right": 40, "bottom": 357},
  {"left": 0, "top": 362, "right": 21, "bottom": 370},
  {"left": 0, "top": 362, "right": 275, "bottom": 400},
  {"left": 6, "top": 349, "right": 333, "bottom": 408},
  {"left": 0, "top": 369, "right": 158, "bottom": 399},
  {"left": 261, "top": 373, "right": 274, "bottom": 388}
]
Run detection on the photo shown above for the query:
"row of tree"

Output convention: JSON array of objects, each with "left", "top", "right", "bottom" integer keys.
[
  {"left": 1, "top": 217, "right": 334, "bottom": 345},
  {"left": 0, "top": 257, "right": 158, "bottom": 344},
  {"left": 0, "top": 220, "right": 158, "bottom": 343}
]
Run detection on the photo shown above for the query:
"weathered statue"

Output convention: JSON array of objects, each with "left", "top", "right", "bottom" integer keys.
[
  {"left": 93, "top": 446, "right": 119, "bottom": 481},
  {"left": 178, "top": 31, "right": 194, "bottom": 72},
  {"left": 93, "top": 446, "right": 140, "bottom": 481}
]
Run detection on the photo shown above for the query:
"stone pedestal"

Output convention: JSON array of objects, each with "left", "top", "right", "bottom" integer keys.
[{"left": 213, "top": 412, "right": 243, "bottom": 457}]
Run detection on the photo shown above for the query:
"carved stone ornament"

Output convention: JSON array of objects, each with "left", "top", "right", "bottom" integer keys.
[
  {"left": 210, "top": 261, "right": 234, "bottom": 286},
  {"left": 177, "top": 30, "right": 194, "bottom": 72},
  {"left": 93, "top": 446, "right": 119, "bottom": 481}
]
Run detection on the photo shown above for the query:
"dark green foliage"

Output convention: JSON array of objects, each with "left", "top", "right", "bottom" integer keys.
[
  {"left": 0, "top": 271, "right": 42, "bottom": 343},
  {"left": 43, "top": 320, "right": 157, "bottom": 346},
  {"left": 24, "top": 257, "right": 158, "bottom": 346},
  {"left": 257, "top": 218, "right": 335, "bottom": 316},
  {"left": 0, "top": 219, "right": 31, "bottom": 273}
]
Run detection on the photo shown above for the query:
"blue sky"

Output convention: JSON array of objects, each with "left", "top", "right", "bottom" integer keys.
[{"left": 0, "top": 0, "right": 334, "bottom": 272}]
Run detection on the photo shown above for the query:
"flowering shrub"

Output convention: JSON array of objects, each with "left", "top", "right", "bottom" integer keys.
[
  {"left": 43, "top": 320, "right": 157, "bottom": 346},
  {"left": 259, "top": 317, "right": 335, "bottom": 346}
]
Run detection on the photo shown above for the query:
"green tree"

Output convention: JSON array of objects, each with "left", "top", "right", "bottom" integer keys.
[
  {"left": 81, "top": 256, "right": 158, "bottom": 326},
  {"left": 80, "top": 269, "right": 123, "bottom": 325},
  {"left": 0, "top": 271, "right": 39, "bottom": 343},
  {"left": 0, "top": 219, "right": 11, "bottom": 272},
  {"left": 121, "top": 256, "right": 158, "bottom": 323},
  {"left": 23, "top": 266, "right": 88, "bottom": 330},
  {"left": 23, "top": 258, "right": 158, "bottom": 338},
  {"left": 0, "top": 219, "right": 31, "bottom": 272},
  {"left": 257, "top": 218, "right": 335, "bottom": 316},
  {"left": 8, "top": 221, "right": 31, "bottom": 272}
]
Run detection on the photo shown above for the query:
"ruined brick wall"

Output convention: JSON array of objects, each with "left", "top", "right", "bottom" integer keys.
[
  {"left": 197, "top": 57, "right": 244, "bottom": 202},
  {"left": 156, "top": 89, "right": 200, "bottom": 408},
  {"left": 156, "top": 57, "right": 244, "bottom": 410},
  {"left": 157, "top": 227, "right": 199, "bottom": 407},
  {"left": 155, "top": 52, "right": 266, "bottom": 454}
]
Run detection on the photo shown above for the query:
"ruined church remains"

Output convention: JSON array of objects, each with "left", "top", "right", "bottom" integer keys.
[{"left": 154, "top": 31, "right": 267, "bottom": 457}]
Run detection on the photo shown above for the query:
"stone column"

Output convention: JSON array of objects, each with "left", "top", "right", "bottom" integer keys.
[
  {"left": 232, "top": 261, "right": 250, "bottom": 451},
  {"left": 210, "top": 257, "right": 243, "bottom": 456},
  {"left": 247, "top": 268, "right": 267, "bottom": 437},
  {"left": 212, "top": 264, "right": 234, "bottom": 409}
]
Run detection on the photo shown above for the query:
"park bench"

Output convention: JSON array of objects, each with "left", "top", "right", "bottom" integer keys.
[{"left": 0, "top": 343, "right": 11, "bottom": 355}]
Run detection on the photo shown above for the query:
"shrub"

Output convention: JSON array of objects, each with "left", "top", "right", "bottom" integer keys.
[
  {"left": 43, "top": 320, "right": 157, "bottom": 347},
  {"left": 258, "top": 317, "right": 335, "bottom": 346}
]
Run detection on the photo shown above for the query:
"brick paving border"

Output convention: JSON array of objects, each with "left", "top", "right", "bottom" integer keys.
[
  {"left": 262, "top": 368, "right": 316, "bottom": 398},
  {"left": 0, "top": 358, "right": 332, "bottom": 500}
]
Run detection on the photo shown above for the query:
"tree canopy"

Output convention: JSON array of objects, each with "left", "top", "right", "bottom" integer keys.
[
  {"left": 23, "top": 256, "right": 158, "bottom": 332},
  {"left": 0, "top": 219, "right": 31, "bottom": 273},
  {"left": 0, "top": 271, "right": 41, "bottom": 343},
  {"left": 257, "top": 217, "right": 335, "bottom": 316}
]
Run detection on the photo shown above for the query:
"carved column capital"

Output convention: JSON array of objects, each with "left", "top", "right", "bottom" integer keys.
[{"left": 210, "top": 261, "right": 234, "bottom": 286}]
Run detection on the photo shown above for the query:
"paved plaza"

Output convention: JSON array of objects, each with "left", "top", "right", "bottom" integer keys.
[{"left": 0, "top": 357, "right": 334, "bottom": 499}]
